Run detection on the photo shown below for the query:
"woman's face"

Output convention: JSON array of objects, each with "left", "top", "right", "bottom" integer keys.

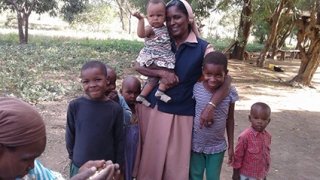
[
  {"left": 166, "top": 5, "right": 189, "bottom": 38},
  {"left": 0, "top": 137, "right": 46, "bottom": 180}
]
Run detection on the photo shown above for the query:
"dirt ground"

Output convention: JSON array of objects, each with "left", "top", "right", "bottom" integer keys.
[{"left": 37, "top": 57, "right": 320, "bottom": 180}]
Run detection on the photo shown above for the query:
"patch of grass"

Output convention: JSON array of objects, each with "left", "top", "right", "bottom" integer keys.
[{"left": 0, "top": 33, "right": 142, "bottom": 102}]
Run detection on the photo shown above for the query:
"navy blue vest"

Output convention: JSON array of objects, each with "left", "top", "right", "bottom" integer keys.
[{"left": 146, "top": 37, "right": 209, "bottom": 116}]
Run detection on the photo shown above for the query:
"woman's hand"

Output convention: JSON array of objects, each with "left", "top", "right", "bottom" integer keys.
[
  {"left": 159, "top": 69, "right": 179, "bottom": 89},
  {"left": 199, "top": 105, "right": 215, "bottom": 129},
  {"left": 71, "top": 160, "right": 120, "bottom": 180},
  {"left": 78, "top": 160, "right": 106, "bottom": 173},
  {"left": 134, "top": 62, "right": 179, "bottom": 88}
]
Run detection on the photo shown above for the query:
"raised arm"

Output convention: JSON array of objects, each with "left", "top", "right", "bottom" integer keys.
[
  {"left": 132, "top": 11, "right": 153, "bottom": 38},
  {"left": 199, "top": 75, "right": 231, "bottom": 128}
]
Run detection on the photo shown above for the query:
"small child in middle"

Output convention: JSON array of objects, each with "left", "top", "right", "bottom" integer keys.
[
  {"left": 190, "top": 51, "right": 239, "bottom": 180},
  {"left": 119, "top": 76, "right": 141, "bottom": 180},
  {"left": 132, "top": 0, "right": 176, "bottom": 106}
]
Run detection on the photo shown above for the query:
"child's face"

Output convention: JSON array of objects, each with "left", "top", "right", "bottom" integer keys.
[
  {"left": 202, "top": 63, "right": 228, "bottom": 91},
  {"left": 120, "top": 81, "right": 141, "bottom": 105},
  {"left": 146, "top": 2, "right": 166, "bottom": 28},
  {"left": 81, "top": 67, "right": 109, "bottom": 100},
  {"left": 249, "top": 106, "right": 271, "bottom": 132},
  {"left": 106, "top": 69, "right": 117, "bottom": 93}
]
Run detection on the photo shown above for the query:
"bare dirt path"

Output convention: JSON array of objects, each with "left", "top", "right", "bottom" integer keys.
[{"left": 38, "top": 58, "right": 320, "bottom": 180}]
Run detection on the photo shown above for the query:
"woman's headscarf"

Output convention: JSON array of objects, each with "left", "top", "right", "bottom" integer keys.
[
  {"left": 0, "top": 97, "right": 46, "bottom": 147},
  {"left": 180, "top": 0, "right": 201, "bottom": 37}
]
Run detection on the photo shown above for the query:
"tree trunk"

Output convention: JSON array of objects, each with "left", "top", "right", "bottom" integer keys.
[
  {"left": 116, "top": 0, "right": 126, "bottom": 31},
  {"left": 17, "top": 12, "right": 26, "bottom": 44},
  {"left": 24, "top": 14, "right": 29, "bottom": 44},
  {"left": 270, "top": 43, "right": 279, "bottom": 60},
  {"left": 288, "top": 1, "right": 320, "bottom": 87},
  {"left": 256, "top": 0, "right": 288, "bottom": 67},
  {"left": 232, "top": 0, "right": 252, "bottom": 60},
  {"left": 270, "top": 4, "right": 295, "bottom": 59},
  {"left": 289, "top": 41, "right": 320, "bottom": 87}
]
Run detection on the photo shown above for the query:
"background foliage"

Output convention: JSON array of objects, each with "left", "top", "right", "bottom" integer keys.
[{"left": 0, "top": 32, "right": 265, "bottom": 103}]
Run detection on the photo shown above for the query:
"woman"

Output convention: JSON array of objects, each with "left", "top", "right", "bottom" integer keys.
[
  {"left": 0, "top": 97, "right": 119, "bottom": 180},
  {"left": 132, "top": 0, "right": 231, "bottom": 179}
]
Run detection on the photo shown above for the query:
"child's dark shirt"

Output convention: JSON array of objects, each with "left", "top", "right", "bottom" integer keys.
[{"left": 66, "top": 96, "right": 124, "bottom": 170}]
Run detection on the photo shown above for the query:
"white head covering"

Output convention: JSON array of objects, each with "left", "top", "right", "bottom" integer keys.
[{"left": 180, "top": 0, "right": 201, "bottom": 37}]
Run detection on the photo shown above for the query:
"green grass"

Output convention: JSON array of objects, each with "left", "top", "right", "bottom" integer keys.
[
  {"left": 0, "top": 33, "right": 143, "bottom": 102},
  {"left": 0, "top": 33, "right": 266, "bottom": 103}
]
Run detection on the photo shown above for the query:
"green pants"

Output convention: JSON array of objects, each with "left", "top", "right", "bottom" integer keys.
[
  {"left": 189, "top": 150, "right": 225, "bottom": 180},
  {"left": 69, "top": 162, "right": 80, "bottom": 178}
]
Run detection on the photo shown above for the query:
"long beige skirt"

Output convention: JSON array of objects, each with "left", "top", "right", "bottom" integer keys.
[{"left": 132, "top": 104, "right": 193, "bottom": 180}]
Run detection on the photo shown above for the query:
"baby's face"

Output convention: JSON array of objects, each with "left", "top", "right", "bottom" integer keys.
[{"left": 146, "top": 2, "right": 166, "bottom": 28}]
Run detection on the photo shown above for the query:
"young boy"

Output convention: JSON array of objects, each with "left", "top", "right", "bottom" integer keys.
[
  {"left": 119, "top": 76, "right": 141, "bottom": 180},
  {"left": 105, "top": 65, "right": 119, "bottom": 102},
  {"left": 65, "top": 60, "right": 124, "bottom": 177},
  {"left": 190, "top": 51, "right": 238, "bottom": 180},
  {"left": 232, "top": 102, "right": 271, "bottom": 180},
  {"left": 104, "top": 65, "right": 132, "bottom": 126},
  {"left": 119, "top": 76, "right": 141, "bottom": 115}
]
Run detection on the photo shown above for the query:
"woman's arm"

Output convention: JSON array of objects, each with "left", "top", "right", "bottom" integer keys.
[
  {"left": 134, "top": 62, "right": 179, "bottom": 88},
  {"left": 199, "top": 75, "right": 231, "bottom": 128}
]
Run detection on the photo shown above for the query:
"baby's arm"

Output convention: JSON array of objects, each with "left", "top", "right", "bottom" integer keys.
[
  {"left": 132, "top": 11, "right": 153, "bottom": 38},
  {"left": 226, "top": 103, "right": 235, "bottom": 166}
]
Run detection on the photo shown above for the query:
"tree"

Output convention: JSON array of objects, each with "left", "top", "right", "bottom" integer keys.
[
  {"left": 288, "top": 0, "right": 320, "bottom": 87},
  {"left": 231, "top": 0, "right": 253, "bottom": 60},
  {"left": 269, "top": 13, "right": 296, "bottom": 59},
  {"left": 60, "top": 0, "right": 88, "bottom": 23},
  {"left": 256, "top": 0, "right": 289, "bottom": 67},
  {"left": 0, "top": 0, "right": 91, "bottom": 44},
  {"left": 115, "top": 0, "right": 133, "bottom": 33},
  {"left": 0, "top": 0, "right": 58, "bottom": 44}
]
